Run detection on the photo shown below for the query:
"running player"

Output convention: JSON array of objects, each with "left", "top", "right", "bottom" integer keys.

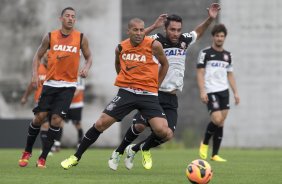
[
  {"left": 18, "top": 7, "right": 92, "bottom": 168},
  {"left": 60, "top": 17, "right": 169, "bottom": 170},
  {"left": 108, "top": 3, "right": 221, "bottom": 170},
  {"left": 198, "top": 24, "right": 240, "bottom": 162}
]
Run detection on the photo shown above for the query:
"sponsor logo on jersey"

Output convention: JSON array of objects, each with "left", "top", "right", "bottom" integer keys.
[
  {"left": 53, "top": 44, "right": 78, "bottom": 53},
  {"left": 121, "top": 53, "right": 146, "bottom": 62},
  {"left": 210, "top": 61, "right": 228, "bottom": 68},
  {"left": 164, "top": 48, "right": 186, "bottom": 56},
  {"left": 126, "top": 65, "right": 138, "bottom": 71}
]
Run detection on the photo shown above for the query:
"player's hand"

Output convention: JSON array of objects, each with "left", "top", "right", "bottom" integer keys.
[
  {"left": 200, "top": 91, "right": 209, "bottom": 104},
  {"left": 207, "top": 3, "right": 221, "bottom": 19},
  {"left": 21, "top": 97, "right": 27, "bottom": 105},
  {"left": 153, "top": 14, "right": 168, "bottom": 29},
  {"left": 79, "top": 67, "right": 89, "bottom": 78},
  {"left": 234, "top": 93, "right": 240, "bottom": 105}
]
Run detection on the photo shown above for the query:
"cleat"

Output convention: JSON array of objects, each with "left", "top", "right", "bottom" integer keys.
[
  {"left": 199, "top": 142, "right": 209, "bottom": 159},
  {"left": 108, "top": 151, "right": 122, "bottom": 171},
  {"left": 36, "top": 157, "right": 46, "bottom": 168},
  {"left": 124, "top": 144, "right": 136, "bottom": 170},
  {"left": 19, "top": 151, "right": 32, "bottom": 167},
  {"left": 211, "top": 155, "right": 227, "bottom": 162},
  {"left": 61, "top": 155, "right": 79, "bottom": 170},
  {"left": 141, "top": 147, "right": 152, "bottom": 170}
]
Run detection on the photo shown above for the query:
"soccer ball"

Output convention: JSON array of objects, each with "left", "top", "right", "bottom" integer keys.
[{"left": 185, "top": 159, "right": 213, "bottom": 184}]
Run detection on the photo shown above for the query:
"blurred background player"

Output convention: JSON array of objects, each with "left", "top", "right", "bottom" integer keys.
[
  {"left": 197, "top": 24, "right": 240, "bottom": 162},
  {"left": 108, "top": 3, "right": 221, "bottom": 170},
  {"left": 18, "top": 7, "right": 93, "bottom": 168}
]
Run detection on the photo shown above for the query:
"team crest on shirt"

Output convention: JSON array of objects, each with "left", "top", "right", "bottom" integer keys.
[{"left": 223, "top": 54, "right": 229, "bottom": 61}]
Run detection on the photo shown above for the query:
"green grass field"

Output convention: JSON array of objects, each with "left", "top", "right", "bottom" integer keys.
[{"left": 1, "top": 148, "right": 281, "bottom": 184}]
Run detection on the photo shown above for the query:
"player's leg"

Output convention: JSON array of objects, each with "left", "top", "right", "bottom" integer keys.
[
  {"left": 118, "top": 113, "right": 148, "bottom": 170},
  {"left": 199, "top": 93, "right": 221, "bottom": 160},
  {"left": 61, "top": 89, "right": 135, "bottom": 170},
  {"left": 19, "top": 112, "right": 48, "bottom": 167},
  {"left": 211, "top": 90, "right": 230, "bottom": 162},
  {"left": 37, "top": 87, "right": 75, "bottom": 168},
  {"left": 19, "top": 85, "right": 53, "bottom": 167}
]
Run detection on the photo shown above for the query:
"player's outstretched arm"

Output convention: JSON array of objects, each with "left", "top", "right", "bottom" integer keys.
[
  {"left": 194, "top": 3, "right": 221, "bottom": 40},
  {"left": 144, "top": 14, "right": 168, "bottom": 35}
]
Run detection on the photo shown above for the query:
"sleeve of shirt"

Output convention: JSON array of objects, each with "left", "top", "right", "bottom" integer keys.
[
  {"left": 227, "top": 53, "right": 234, "bottom": 72},
  {"left": 182, "top": 31, "right": 197, "bottom": 45},
  {"left": 148, "top": 33, "right": 159, "bottom": 40},
  {"left": 196, "top": 49, "right": 206, "bottom": 68}
]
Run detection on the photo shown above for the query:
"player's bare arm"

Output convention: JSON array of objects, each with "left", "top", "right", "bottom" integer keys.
[
  {"left": 114, "top": 46, "right": 121, "bottom": 74},
  {"left": 80, "top": 35, "right": 93, "bottom": 78},
  {"left": 152, "top": 40, "right": 168, "bottom": 86},
  {"left": 194, "top": 3, "right": 221, "bottom": 40},
  {"left": 227, "top": 72, "right": 240, "bottom": 105},
  {"left": 21, "top": 82, "right": 35, "bottom": 105},
  {"left": 32, "top": 33, "right": 49, "bottom": 88},
  {"left": 144, "top": 14, "right": 168, "bottom": 35},
  {"left": 197, "top": 68, "right": 208, "bottom": 104}
]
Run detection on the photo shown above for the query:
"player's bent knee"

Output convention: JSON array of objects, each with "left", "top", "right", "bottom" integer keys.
[{"left": 134, "top": 123, "right": 146, "bottom": 132}]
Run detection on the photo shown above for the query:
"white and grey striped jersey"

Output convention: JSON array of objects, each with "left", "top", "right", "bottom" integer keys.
[
  {"left": 197, "top": 46, "right": 233, "bottom": 93},
  {"left": 150, "top": 31, "right": 197, "bottom": 92}
]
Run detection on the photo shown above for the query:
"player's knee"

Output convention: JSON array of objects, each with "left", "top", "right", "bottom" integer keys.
[
  {"left": 33, "top": 113, "right": 47, "bottom": 125},
  {"left": 154, "top": 125, "right": 168, "bottom": 139},
  {"left": 134, "top": 123, "right": 146, "bottom": 132},
  {"left": 50, "top": 114, "right": 63, "bottom": 127},
  {"left": 165, "top": 129, "right": 174, "bottom": 141},
  {"left": 212, "top": 116, "right": 224, "bottom": 125}
]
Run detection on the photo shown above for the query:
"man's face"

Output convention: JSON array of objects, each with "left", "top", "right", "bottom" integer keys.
[
  {"left": 212, "top": 32, "right": 226, "bottom": 47},
  {"left": 60, "top": 10, "right": 76, "bottom": 30},
  {"left": 165, "top": 21, "right": 182, "bottom": 44},
  {"left": 127, "top": 21, "right": 145, "bottom": 46}
]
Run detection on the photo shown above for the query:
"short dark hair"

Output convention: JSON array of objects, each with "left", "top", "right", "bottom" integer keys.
[
  {"left": 61, "top": 7, "right": 75, "bottom": 16},
  {"left": 211, "top": 24, "right": 227, "bottom": 36},
  {"left": 164, "top": 14, "right": 182, "bottom": 28}
]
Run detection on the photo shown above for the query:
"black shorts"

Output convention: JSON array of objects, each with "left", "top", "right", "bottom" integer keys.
[
  {"left": 207, "top": 89, "right": 230, "bottom": 114},
  {"left": 33, "top": 85, "right": 76, "bottom": 118},
  {"left": 133, "top": 91, "right": 178, "bottom": 132},
  {"left": 65, "top": 107, "right": 83, "bottom": 124},
  {"left": 103, "top": 89, "right": 166, "bottom": 122}
]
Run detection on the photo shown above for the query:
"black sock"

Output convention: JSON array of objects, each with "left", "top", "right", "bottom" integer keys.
[
  {"left": 40, "top": 125, "right": 61, "bottom": 159},
  {"left": 116, "top": 125, "right": 141, "bottom": 154},
  {"left": 212, "top": 126, "right": 223, "bottom": 156},
  {"left": 25, "top": 122, "right": 41, "bottom": 153},
  {"left": 132, "top": 140, "right": 145, "bottom": 152},
  {"left": 141, "top": 133, "right": 163, "bottom": 151},
  {"left": 78, "top": 128, "right": 84, "bottom": 144},
  {"left": 40, "top": 130, "right": 48, "bottom": 150},
  {"left": 203, "top": 122, "right": 218, "bottom": 145},
  {"left": 56, "top": 127, "right": 63, "bottom": 142},
  {"left": 74, "top": 126, "right": 102, "bottom": 160}
]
